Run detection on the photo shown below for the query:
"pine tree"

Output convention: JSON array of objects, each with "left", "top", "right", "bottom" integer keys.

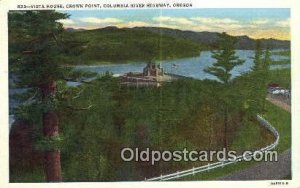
[
  {"left": 246, "top": 40, "right": 265, "bottom": 115},
  {"left": 252, "top": 40, "right": 264, "bottom": 72},
  {"left": 261, "top": 49, "right": 271, "bottom": 110},
  {"left": 205, "top": 32, "right": 244, "bottom": 84},
  {"left": 248, "top": 41, "right": 270, "bottom": 114},
  {"left": 9, "top": 10, "right": 86, "bottom": 182},
  {"left": 204, "top": 32, "right": 245, "bottom": 149}
]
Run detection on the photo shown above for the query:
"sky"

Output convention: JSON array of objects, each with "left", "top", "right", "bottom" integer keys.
[{"left": 58, "top": 9, "right": 290, "bottom": 40}]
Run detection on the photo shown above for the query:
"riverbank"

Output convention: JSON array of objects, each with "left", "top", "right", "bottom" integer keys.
[
  {"left": 75, "top": 54, "right": 201, "bottom": 66},
  {"left": 70, "top": 50, "right": 290, "bottom": 81},
  {"left": 270, "top": 50, "right": 290, "bottom": 65}
]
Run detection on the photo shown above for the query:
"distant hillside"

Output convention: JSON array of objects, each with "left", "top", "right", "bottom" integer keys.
[
  {"left": 65, "top": 28, "right": 86, "bottom": 32},
  {"left": 64, "top": 26, "right": 290, "bottom": 64},
  {"left": 65, "top": 26, "right": 203, "bottom": 64},
  {"left": 132, "top": 27, "right": 290, "bottom": 50}
]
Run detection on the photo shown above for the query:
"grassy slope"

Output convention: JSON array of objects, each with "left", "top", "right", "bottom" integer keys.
[
  {"left": 179, "top": 101, "right": 291, "bottom": 180},
  {"left": 230, "top": 119, "right": 273, "bottom": 152}
]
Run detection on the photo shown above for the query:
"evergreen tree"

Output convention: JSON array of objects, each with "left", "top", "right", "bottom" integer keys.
[
  {"left": 252, "top": 40, "right": 264, "bottom": 71},
  {"left": 245, "top": 40, "right": 265, "bottom": 115},
  {"left": 261, "top": 49, "right": 271, "bottom": 110},
  {"left": 9, "top": 10, "right": 86, "bottom": 182},
  {"left": 248, "top": 41, "right": 270, "bottom": 114},
  {"left": 205, "top": 32, "right": 244, "bottom": 84},
  {"left": 204, "top": 32, "right": 245, "bottom": 149}
]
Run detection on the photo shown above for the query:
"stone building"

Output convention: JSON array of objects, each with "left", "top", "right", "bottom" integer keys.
[{"left": 143, "top": 62, "right": 164, "bottom": 77}]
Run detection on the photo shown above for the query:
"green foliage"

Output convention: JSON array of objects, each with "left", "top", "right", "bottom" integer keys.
[
  {"left": 252, "top": 40, "right": 264, "bottom": 71},
  {"left": 10, "top": 168, "right": 45, "bottom": 182},
  {"left": 230, "top": 119, "right": 271, "bottom": 151},
  {"left": 203, "top": 32, "right": 246, "bottom": 149},
  {"left": 9, "top": 11, "right": 91, "bottom": 182},
  {"left": 236, "top": 42, "right": 271, "bottom": 115},
  {"left": 269, "top": 47, "right": 291, "bottom": 66},
  {"left": 51, "top": 76, "right": 255, "bottom": 181},
  {"left": 9, "top": 10, "right": 89, "bottom": 122},
  {"left": 270, "top": 59, "right": 290, "bottom": 65},
  {"left": 264, "top": 49, "right": 271, "bottom": 70},
  {"left": 268, "top": 68, "right": 291, "bottom": 89},
  {"left": 204, "top": 32, "right": 244, "bottom": 84},
  {"left": 9, "top": 11, "right": 69, "bottom": 87},
  {"left": 12, "top": 102, "right": 43, "bottom": 127},
  {"left": 12, "top": 69, "right": 289, "bottom": 181},
  {"left": 180, "top": 101, "right": 291, "bottom": 181},
  {"left": 272, "top": 50, "right": 290, "bottom": 57},
  {"left": 65, "top": 69, "right": 98, "bottom": 81},
  {"left": 263, "top": 102, "right": 291, "bottom": 152},
  {"left": 63, "top": 27, "right": 202, "bottom": 64},
  {"left": 35, "top": 135, "right": 64, "bottom": 151},
  {"left": 179, "top": 48, "right": 291, "bottom": 181},
  {"left": 9, "top": 12, "right": 291, "bottom": 182}
]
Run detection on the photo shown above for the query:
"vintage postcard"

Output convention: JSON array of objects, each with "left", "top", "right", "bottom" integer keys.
[{"left": 0, "top": 0, "right": 299, "bottom": 187}]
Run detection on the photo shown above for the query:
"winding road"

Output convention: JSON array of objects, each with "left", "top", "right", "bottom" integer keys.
[
  {"left": 266, "top": 94, "right": 291, "bottom": 113},
  {"left": 219, "top": 149, "right": 291, "bottom": 180},
  {"left": 219, "top": 95, "right": 291, "bottom": 180}
]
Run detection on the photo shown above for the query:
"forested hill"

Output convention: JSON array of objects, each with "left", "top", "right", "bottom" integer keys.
[
  {"left": 132, "top": 27, "right": 290, "bottom": 50},
  {"left": 65, "top": 26, "right": 290, "bottom": 64},
  {"left": 65, "top": 26, "right": 203, "bottom": 64}
]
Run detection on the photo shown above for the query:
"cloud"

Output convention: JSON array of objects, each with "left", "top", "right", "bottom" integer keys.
[
  {"left": 251, "top": 18, "right": 270, "bottom": 25},
  {"left": 191, "top": 17, "right": 239, "bottom": 25},
  {"left": 152, "top": 16, "right": 236, "bottom": 31},
  {"left": 117, "top": 21, "right": 150, "bottom": 28},
  {"left": 153, "top": 16, "right": 171, "bottom": 22},
  {"left": 57, "top": 19, "right": 75, "bottom": 25},
  {"left": 189, "top": 17, "right": 244, "bottom": 32},
  {"left": 250, "top": 18, "right": 289, "bottom": 29},
  {"left": 79, "top": 17, "right": 123, "bottom": 24},
  {"left": 153, "top": 16, "right": 194, "bottom": 25},
  {"left": 275, "top": 18, "right": 290, "bottom": 28}
]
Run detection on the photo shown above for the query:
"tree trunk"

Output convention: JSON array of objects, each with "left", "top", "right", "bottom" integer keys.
[
  {"left": 41, "top": 81, "right": 62, "bottom": 182},
  {"left": 224, "top": 108, "right": 228, "bottom": 149}
]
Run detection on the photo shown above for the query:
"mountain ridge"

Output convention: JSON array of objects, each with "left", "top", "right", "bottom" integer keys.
[
  {"left": 132, "top": 27, "right": 290, "bottom": 49},
  {"left": 66, "top": 26, "right": 290, "bottom": 50}
]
